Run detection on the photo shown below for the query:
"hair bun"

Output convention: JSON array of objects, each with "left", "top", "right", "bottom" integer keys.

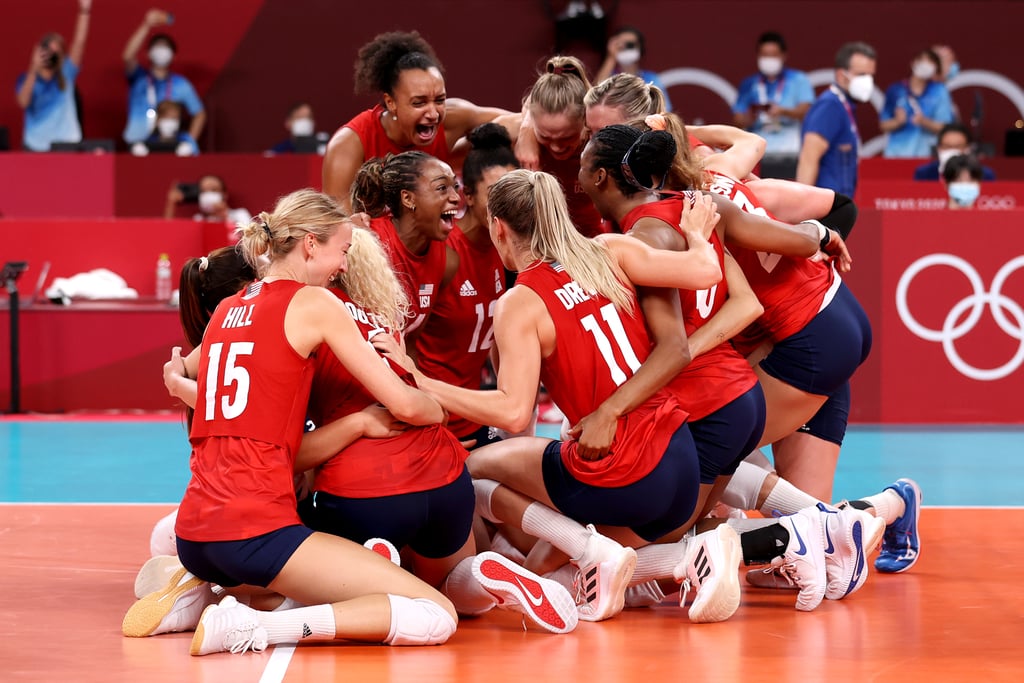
[{"left": 467, "top": 122, "right": 513, "bottom": 151}]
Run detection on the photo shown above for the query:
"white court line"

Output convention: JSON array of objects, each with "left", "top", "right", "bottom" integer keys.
[{"left": 260, "top": 644, "right": 296, "bottom": 683}]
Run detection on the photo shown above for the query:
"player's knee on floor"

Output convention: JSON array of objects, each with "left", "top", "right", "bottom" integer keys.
[{"left": 384, "top": 595, "right": 457, "bottom": 646}]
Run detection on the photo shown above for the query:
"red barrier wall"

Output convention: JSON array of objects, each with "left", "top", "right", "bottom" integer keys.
[
  {"left": 857, "top": 181, "right": 1024, "bottom": 211},
  {"left": 4, "top": 1, "right": 1024, "bottom": 155}
]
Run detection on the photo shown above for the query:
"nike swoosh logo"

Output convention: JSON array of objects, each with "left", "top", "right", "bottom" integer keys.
[
  {"left": 513, "top": 575, "right": 546, "bottom": 608},
  {"left": 792, "top": 521, "right": 808, "bottom": 556},
  {"left": 823, "top": 524, "right": 835, "bottom": 555},
  {"left": 845, "top": 520, "right": 865, "bottom": 596}
]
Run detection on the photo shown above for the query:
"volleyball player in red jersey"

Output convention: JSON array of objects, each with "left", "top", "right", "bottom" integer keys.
[
  {"left": 324, "top": 31, "right": 518, "bottom": 213},
  {"left": 294, "top": 227, "right": 577, "bottom": 634},
  {"left": 351, "top": 151, "right": 460, "bottom": 336},
  {"left": 388, "top": 169, "right": 743, "bottom": 622},
  {"left": 126, "top": 190, "right": 460, "bottom": 656},
  {"left": 576, "top": 125, "right": 880, "bottom": 612},
  {"left": 413, "top": 124, "right": 519, "bottom": 445},
  {"left": 514, "top": 56, "right": 609, "bottom": 237}
]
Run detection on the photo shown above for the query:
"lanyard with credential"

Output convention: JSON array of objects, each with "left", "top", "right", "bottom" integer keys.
[
  {"left": 757, "top": 74, "right": 786, "bottom": 106},
  {"left": 829, "top": 84, "right": 860, "bottom": 142},
  {"left": 145, "top": 74, "right": 173, "bottom": 131}
]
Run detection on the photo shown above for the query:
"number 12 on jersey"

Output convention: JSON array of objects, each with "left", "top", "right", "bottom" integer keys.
[
  {"left": 581, "top": 303, "right": 642, "bottom": 386},
  {"left": 204, "top": 341, "right": 254, "bottom": 420}
]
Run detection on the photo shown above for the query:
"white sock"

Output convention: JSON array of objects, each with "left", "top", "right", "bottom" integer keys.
[
  {"left": 858, "top": 489, "right": 905, "bottom": 525},
  {"left": 543, "top": 564, "right": 576, "bottom": 593},
  {"left": 273, "top": 597, "right": 303, "bottom": 611},
  {"left": 719, "top": 459, "right": 772, "bottom": 510},
  {"left": 520, "top": 502, "right": 591, "bottom": 559},
  {"left": 473, "top": 479, "right": 501, "bottom": 522},
  {"left": 256, "top": 604, "right": 336, "bottom": 644},
  {"left": 442, "top": 556, "right": 496, "bottom": 616},
  {"left": 631, "top": 542, "right": 686, "bottom": 583},
  {"left": 761, "top": 477, "right": 820, "bottom": 517},
  {"left": 489, "top": 532, "right": 527, "bottom": 564}
]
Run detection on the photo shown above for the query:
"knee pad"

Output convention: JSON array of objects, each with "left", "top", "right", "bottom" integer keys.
[
  {"left": 472, "top": 478, "right": 501, "bottom": 523},
  {"left": 385, "top": 595, "right": 457, "bottom": 646}
]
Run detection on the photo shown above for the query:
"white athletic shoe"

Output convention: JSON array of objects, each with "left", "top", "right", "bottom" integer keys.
[
  {"left": 624, "top": 580, "right": 667, "bottom": 608},
  {"left": 673, "top": 525, "right": 743, "bottom": 623},
  {"left": 571, "top": 524, "right": 637, "bottom": 622},
  {"left": 122, "top": 567, "right": 215, "bottom": 637},
  {"left": 364, "top": 537, "right": 401, "bottom": 566},
  {"left": 472, "top": 551, "right": 578, "bottom": 634},
  {"left": 190, "top": 595, "right": 268, "bottom": 656},
  {"left": 149, "top": 509, "right": 178, "bottom": 557},
  {"left": 820, "top": 504, "right": 886, "bottom": 600},
  {"left": 134, "top": 554, "right": 185, "bottom": 599},
  {"left": 768, "top": 507, "right": 827, "bottom": 612}
]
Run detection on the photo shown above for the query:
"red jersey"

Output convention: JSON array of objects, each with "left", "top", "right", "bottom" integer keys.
[
  {"left": 341, "top": 104, "right": 450, "bottom": 162},
  {"left": 539, "top": 146, "right": 610, "bottom": 238},
  {"left": 620, "top": 196, "right": 758, "bottom": 420},
  {"left": 369, "top": 215, "right": 447, "bottom": 333},
  {"left": 307, "top": 289, "right": 466, "bottom": 498},
  {"left": 177, "top": 279, "right": 313, "bottom": 542},
  {"left": 516, "top": 261, "right": 687, "bottom": 487},
  {"left": 706, "top": 171, "right": 836, "bottom": 355},
  {"left": 413, "top": 226, "right": 506, "bottom": 438}
]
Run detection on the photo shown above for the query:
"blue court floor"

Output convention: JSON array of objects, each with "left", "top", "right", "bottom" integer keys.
[{"left": 1, "top": 419, "right": 1022, "bottom": 506}]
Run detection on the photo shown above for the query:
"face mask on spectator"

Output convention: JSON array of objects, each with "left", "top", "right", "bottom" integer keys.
[
  {"left": 157, "top": 118, "right": 180, "bottom": 138},
  {"left": 946, "top": 61, "right": 960, "bottom": 80},
  {"left": 616, "top": 47, "right": 641, "bottom": 67},
  {"left": 913, "top": 60, "right": 936, "bottom": 80},
  {"left": 937, "top": 148, "right": 966, "bottom": 173},
  {"left": 149, "top": 45, "right": 174, "bottom": 68},
  {"left": 948, "top": 181, "right": 980, "bottom": 207},
  {"left": 758, "top": 56, "right": 783, "bottom": 77},
  {"left": 847, "top": 74, "right": 874, "bottom": 102},
  {"left": 199, "top": 191, "right": 223, "bottom": 213},
  {"left": 291, "top": 117, "right": 314, "bottom": 137}
]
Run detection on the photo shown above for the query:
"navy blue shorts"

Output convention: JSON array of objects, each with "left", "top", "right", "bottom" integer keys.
[
  {"left": 299, "top": 466, "right": 474, "bottom": 559},
  {"left": 689, "top": 384, "right": 767, "bottom": 483},
  {"left": 460, "top": 423, "right": 504, "bottom": 450},
  {"left": 176, "top": 525, "right": 313, "bottom": 588},
  {"left": 796, "top": 380, "right": 851, "bottom": 446},
  {"left": 759, "top": 282, "right": 872, "bottom": 396},
  {"left": 541, "top": 424, "right": 700, "bottom": 542}
]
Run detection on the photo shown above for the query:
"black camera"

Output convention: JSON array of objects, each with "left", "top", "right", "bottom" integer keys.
[
  {"left": 39, "top": 41, "right": 59, "bottom": 69},
  {"left": 177, "top": 182, "right": 200, "bottom": 203}
]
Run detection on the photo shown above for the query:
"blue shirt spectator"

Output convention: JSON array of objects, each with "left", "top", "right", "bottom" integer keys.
[
  {"left": 880, "top": 49, "right": 954, "bottom": 158},
  {"left": 797, "top": 41, "right": 878, "bottom": 198},
  {"left": 14, "top": 3, "right": 91, "bottom": 151},
  {"left": 732, "top": 32, "right": 815, "bottom": 155},
  {"left": 121, "top": 11, "right": 206, "bottom": 145}
]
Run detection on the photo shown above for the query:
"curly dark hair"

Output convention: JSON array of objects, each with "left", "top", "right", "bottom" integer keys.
[
  {"left": 353, "top": 31, "right": 443, "bottom": 96},
  {"left": 462, "top": 123, "right": 519, "bottom": 196}
]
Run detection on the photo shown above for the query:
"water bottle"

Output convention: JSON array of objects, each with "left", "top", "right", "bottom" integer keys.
[{"left": 156, "top": 253, "right": 172, "bottom": 302}]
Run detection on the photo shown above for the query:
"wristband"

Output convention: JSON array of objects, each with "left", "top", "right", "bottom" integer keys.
[{"left": 801, "top": 219, "right": 831, "bottom": 250}]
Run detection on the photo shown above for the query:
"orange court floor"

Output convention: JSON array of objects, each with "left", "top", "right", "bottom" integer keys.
[{"left": 1, "top": 504, "right": 1022, "bottom": 682}]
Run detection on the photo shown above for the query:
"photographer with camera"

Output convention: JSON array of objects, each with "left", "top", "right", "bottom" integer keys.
[
  {"left": 165, "top": 175, "right": 251, "bottom": 245},
  {"left": 594, "top": 26, "right": 672, "bottom": 112},
  {"left": 15, "top": 0, "right": 92, "bottom": 151}
]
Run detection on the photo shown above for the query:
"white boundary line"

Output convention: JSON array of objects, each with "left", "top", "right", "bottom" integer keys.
[
  {"left": 259, "top": 644, "right": 296, "bottom": 683},
  {"left": 1, "top": 501, "right": 1022, "bottom": 509}
]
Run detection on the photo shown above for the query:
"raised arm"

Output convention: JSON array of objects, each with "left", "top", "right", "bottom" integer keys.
[
  {"left": 68, "top": 0, "right": 92, "bottom": 67},
  {"left": 412, "top": 287, "right": 543, "bottom": 433},
  {"left": 123, "top": 9, "right": 170, "bottom": 71},
  {"left": 322, "top": 128, "right": 366, "bottom": 213},
  {"left": 16, "top": 48, "right": 44, "bottom": 109},
  {"left": 690, "top": 124, "right": 767, "bottom": 182},
  {"left": 443, "top": 97, "right": 513, "bottom": 145}
]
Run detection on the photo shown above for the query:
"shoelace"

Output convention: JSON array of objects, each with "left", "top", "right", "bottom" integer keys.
[
  {"left": 225, "top": 624, "right": 268, "bottom": 654},
  {"left": 774, "top": 563, "right": 800, "bottom": 588},
  {"left": 678, "top": 578, "right": 693, "bottom": 607}
]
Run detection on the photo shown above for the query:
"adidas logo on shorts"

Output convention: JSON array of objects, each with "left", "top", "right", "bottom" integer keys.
[{"left": 459, "top": 280, "right": 478, "bottom": 297}]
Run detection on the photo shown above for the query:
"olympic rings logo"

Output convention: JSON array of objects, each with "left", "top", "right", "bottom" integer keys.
[{"left": 896, "top": 254, "right": 1024, "bottom": 381}]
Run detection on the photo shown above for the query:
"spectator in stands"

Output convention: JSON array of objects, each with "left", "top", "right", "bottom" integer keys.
[
  {"left": 879, "top": 48, "right": 954, "bottom": 158},
  {"left": 942, "top": 154, "right": 983, "bottom": 210},
  {"left": 165, "top": 175, "right": 251, "bottom": 239},
  {"left": 913, "top": 122, "right": 995, "bottom": 181},
  {"left": 732, "top": 31, "right": 814, "bottom": 156},
  {"left": 131, "top": 100, "right": 198, "bottom": 156},
  {"left": 267, "top": 102, "right": 328, "bottom": 155},
  {"left": 15, "top": 0, "right": 92, "bottom": 151},
  {"left": 796, "top": 41, "right": 877, "bottom": 198},
  {"left": 594, "top": 26, "right": 673, "bottom": 112},
  {"left": 122, "top": 9, "right": 206, "bottom": 148}
]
